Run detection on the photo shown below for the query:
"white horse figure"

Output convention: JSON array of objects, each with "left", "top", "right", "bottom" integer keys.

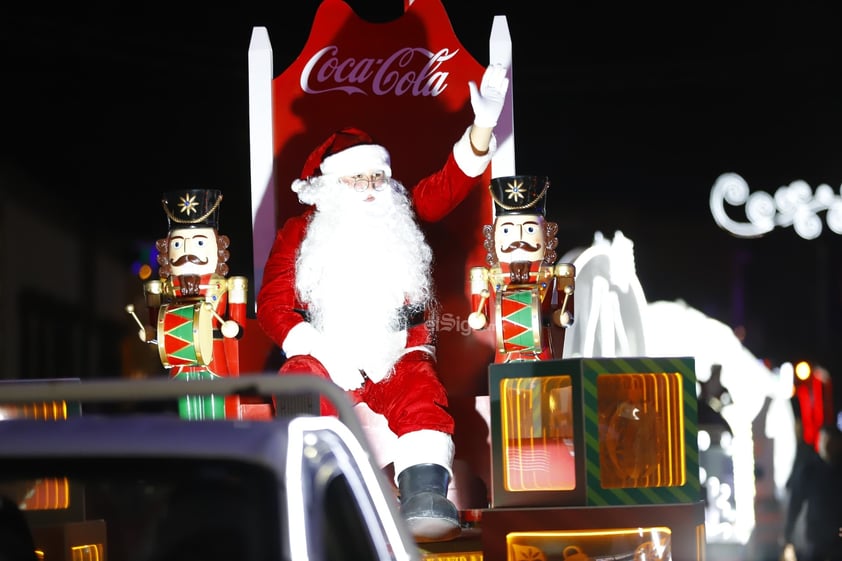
[{"left": 561, "top": 231, "right": 649, "bottom": 358}]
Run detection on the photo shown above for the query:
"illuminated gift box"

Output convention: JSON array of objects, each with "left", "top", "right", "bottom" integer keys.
[
  {"left": 488, "top": 357, "right": 699, "bottom": 508},
  {"left": 480, "top": 501, "right": 706, "bottom": 561}
]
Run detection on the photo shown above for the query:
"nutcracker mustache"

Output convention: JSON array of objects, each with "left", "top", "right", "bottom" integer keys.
[
  {"left": 500, "top": 241, "right": 540, "bottom": 253},
  {"left": 171, "top": 254, "right": 209, "bottom": 266}
]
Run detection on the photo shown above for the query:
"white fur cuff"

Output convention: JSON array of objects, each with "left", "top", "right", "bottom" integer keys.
[
  {"left": 452, "top": 126, "right": 497, "bottom": 178},
  {"left": 320, "top": 143, "right": 392, "bottom": 177},
  {"left": 281, "top": 321, "right": 319, "bottom": 357},
  {"left": 393, "top": 429, "right": 455, "bottom": 483}
]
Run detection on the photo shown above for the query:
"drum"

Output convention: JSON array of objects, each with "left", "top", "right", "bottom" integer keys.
[
  {"left": 495, "top": 287, "right": 542, "bottom": 355},
  {"left": 157, "top": 302, "right": 214, "bottom": 367}
]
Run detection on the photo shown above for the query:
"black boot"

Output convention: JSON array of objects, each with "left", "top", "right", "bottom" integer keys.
[{"left": 396, "top": 463, "right": 461, "bottom": 543}]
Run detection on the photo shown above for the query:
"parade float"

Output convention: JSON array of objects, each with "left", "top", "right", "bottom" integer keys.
[{"left": 247, "top": 2, "right": 711, "bottom": 559}]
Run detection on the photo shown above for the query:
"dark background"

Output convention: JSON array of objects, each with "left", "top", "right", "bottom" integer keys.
[{"left": 4, "top": 1, "right": 842, "bottom": 399}]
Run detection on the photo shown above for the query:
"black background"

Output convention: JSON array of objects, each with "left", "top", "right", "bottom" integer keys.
[{"left": 5, "top": 1, "right": 842, "bottom": 402}]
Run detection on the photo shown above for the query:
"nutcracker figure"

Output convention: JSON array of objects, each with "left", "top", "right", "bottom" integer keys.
[
  {"left": 468, "top": 175, "right": 575, "bottom": 362},
  {"left": 128, "top": 189, "right": 247, "bottom": 419}
]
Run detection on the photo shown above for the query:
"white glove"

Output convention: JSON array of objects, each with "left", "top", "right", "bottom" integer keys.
[
  {"left": 283, "top": 322, "right": 365, "bottom": 391},
  {"left": 468, "top": 63, "right": 509, "bottom": 128}
]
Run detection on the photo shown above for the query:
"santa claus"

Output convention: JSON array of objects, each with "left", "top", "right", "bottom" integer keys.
[{"left": 257, "top": 63, "right": 509, "bottom": 542}]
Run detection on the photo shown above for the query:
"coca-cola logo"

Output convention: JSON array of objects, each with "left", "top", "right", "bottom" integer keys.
[{"left": 300, "top": 45, "right": 459, "bottom": 97}]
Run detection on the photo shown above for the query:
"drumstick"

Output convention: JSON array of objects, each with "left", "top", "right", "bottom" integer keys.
[
  {"left": 203, "top": 302, "right": 226, "bottom": 324},
  {"left": 468, "top": 289, "right": 490, "bottom": 330},
  {"left": 553, "top": 285, "right": 574, "bottom": 327},
  {"left": 125, "top": 304, "right": 145, "bottom": 330},
  {"left": 475, "top": 289, "right": 490, "bottom": 315},
  {"left": 203, "top": 302, "right": 240, "bottom": 338}
]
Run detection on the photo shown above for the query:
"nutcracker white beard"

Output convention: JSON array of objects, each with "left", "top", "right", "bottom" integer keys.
[{"left": 295, "top": 177, "right": 433, "bottom": 382}]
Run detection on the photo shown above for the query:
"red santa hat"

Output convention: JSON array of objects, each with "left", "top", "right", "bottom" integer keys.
[{"left": 292, "top": 127, "right": 392, "bottom": 194}]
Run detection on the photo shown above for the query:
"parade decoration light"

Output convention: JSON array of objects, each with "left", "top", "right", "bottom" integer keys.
[
  {"left": 131, "top": 240, "right": 158, "bottom": 280},
  {"left": 710, "top": 172, "right": 842, "bottom": 239},
  {"left": 794, "top": 360, "right": 812, "bottom": 381}
]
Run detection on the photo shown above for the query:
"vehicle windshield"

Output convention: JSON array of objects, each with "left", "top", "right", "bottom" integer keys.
[{"left": 0, "top": 458, "right": 283, "bottom": 561}]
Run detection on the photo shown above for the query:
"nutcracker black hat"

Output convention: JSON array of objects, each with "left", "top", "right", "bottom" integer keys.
[
  {"left": 161, "top": 189, "right": 223, "bottom": 230},
  {"left": 489, "top": 175, "right": 550, "bottom": 217}
]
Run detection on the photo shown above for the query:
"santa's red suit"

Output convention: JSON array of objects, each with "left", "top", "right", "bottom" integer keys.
[
  {"left": 258, "top": 63, "right": 509, "bottom": 543},
  {"left": 257, "top": 126, "right": 493, "bottom": 466},
  {"left": 257, "top": 125, "right": 495, "bottom": 544}
]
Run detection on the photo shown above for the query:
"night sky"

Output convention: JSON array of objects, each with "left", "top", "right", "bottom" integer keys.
[{"left": 5, "top": 1, "right": 842, "bottom": 392}]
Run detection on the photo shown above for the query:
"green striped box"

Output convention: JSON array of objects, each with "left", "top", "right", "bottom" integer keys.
[{"left": 489, "top": 357, "right": 700, "bottom": 508}]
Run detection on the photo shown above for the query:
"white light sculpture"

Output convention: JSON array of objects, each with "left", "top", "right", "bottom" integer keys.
[{"left": 710, "top": 172, "right": 842, "bottom": 240}]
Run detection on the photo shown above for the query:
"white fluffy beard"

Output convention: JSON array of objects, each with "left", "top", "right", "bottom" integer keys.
[{"left": 295, "top": 177, "right": 433, "bottom": 381}]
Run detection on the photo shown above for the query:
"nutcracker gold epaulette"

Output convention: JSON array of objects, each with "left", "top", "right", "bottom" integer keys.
[{"left": 202, "top": 275, "right": 229, "bottom": 304}]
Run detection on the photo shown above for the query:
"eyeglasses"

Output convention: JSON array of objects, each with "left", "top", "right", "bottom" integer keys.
[{"left": 339, "top": 171, "right": 388, "bottom": 192}]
